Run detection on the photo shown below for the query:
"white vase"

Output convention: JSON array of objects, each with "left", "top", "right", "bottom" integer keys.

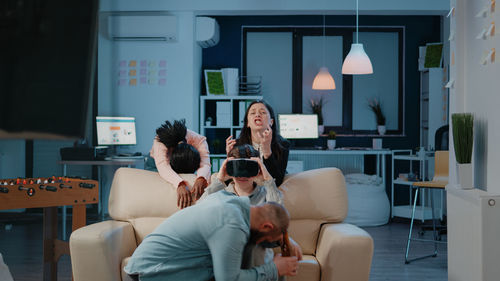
[
  {"left": 327, "top": 139, "right": 336, "bottom": 150},
  {"left": 457, "top": 163, "right": 473, "bottom": 189},
  {"left": 377, "top": 125, "right": 386, "bottom": 135},
  {"left": 318, "top": 125, "right": 324, "bottom": 135}
]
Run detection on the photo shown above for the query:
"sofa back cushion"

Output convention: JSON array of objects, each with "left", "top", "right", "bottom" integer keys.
[
  {"left": 280, "top": 167, "right": 347, "bottom": 222},
  {"left": 108, "top": 168, "right": 196, "bottom": 221}
]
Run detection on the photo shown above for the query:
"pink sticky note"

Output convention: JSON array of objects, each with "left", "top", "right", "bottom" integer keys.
[
  {"left": 159, "top": 60, "right": 166, "bottom": 67},
  {"left": 118, "top": 70, "right": 127, "bottom": 77},
  {"left": 140, "top": 69, "right": 147, "bottom": 75},
  {"left": 118, "top": 79, "right": 127, "bottom": 86},
  {"left": 159, "top": 78, "right": 166, "bottom": 85},
  {"left": 119, "top": 60, "right": 126, "bottom": 67},
  {"left": 140, "top": 77, "right": 147, "bottom": 84},
  {"left": 159, "top": 69, "right": 166, "bottom": 76},
  {"left": 140, "top": 60, "right": 147, "bottom": 67}
]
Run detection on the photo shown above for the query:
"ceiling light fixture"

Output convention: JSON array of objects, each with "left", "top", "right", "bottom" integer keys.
[
  {"left": 312, "top": 15, "right": 336, "bottom": 90},
  {"left": 342, "top": 0, "right": 373, "bottom": 74}
]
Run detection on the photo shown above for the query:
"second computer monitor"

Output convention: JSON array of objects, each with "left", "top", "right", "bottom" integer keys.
[
  {"left": 96, "top": 116, "right": 137, "bottom": 146},
  {"left": 278, "top": 114, "right": 319, "bottom": 139}
]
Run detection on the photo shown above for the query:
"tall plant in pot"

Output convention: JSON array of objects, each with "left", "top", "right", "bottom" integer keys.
[
  {"left": 327, "top": 130, "right": 336, "bottom": 150},
  {"left": 310, "top": 97, "right": 326, "bottom": 134},
  {"left": 368, "top": 98, "right": 386, "bottom": 135},
  {"left": 452, "top": 113, "right": 474, "bottom": 189}
]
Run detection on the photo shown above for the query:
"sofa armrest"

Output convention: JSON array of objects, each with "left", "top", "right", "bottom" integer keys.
[
  {"left": 70, "top": 220, "right": 137, "bottom": 281},
  {"left": 315, "top": 223, "right": 374, "bottom": 281}
]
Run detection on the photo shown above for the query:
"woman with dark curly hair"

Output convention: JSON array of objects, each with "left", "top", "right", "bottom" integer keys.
[
  {"left": 150, "top": 119, "right": 210, "bottom": 209},
  {"left": 226, "top": 100, "right": 290, "bottom": 186}
]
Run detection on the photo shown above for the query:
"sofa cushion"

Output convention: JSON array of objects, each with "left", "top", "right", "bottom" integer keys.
[
  {"left": 109, "top": 168, "right": 196, "bottom": 221},
  {"left": 288, "top": 255, "right": 320, "bottom": 281},
  {"left": 281, "top": 167, "right": 347, "bottom": 222},
  {"left": 129, "top": 217, "right": 167, "bottom": 244},
  {"left": 121, "top": 257, "right": 133, "bottom": 281},
  {"left": 288, "top": 219, "right": 323, "bottom": 255}
]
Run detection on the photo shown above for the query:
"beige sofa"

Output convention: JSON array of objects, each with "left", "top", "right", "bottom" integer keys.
[{"left": 70, "top": 167, "right": 374, "bottom": 281}]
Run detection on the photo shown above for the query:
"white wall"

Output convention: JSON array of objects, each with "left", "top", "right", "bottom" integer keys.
[
  {"left": 98, "top": 12, "right": 202, "bottom": 154},
  {"left": 450, "top": 0, "right": 500, "bottom": 192},
  {"left": 448, "top": 0, "right": 500, "bottom": 280}
]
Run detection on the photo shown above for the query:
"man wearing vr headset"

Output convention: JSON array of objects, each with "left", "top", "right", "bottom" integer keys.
[{"left": 200, "top": 144, "right": 302, "bottom": 279}]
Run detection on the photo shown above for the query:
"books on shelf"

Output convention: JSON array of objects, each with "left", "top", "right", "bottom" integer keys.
[{"left": 216, "top": 101, "right": 231, "bottom": 127}]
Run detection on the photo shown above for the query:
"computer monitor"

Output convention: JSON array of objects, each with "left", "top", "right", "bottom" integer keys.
[
  {"left": 96, "top": 116, "right": 137, "bottom": 146},
  {"left": 278, "top": 114, "right": 319, "bottom": 139}
]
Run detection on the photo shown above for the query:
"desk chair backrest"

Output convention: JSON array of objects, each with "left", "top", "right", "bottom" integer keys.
[
  {"left": 435, "top": 125, "right": 449, "bottom": 151},
  {"left": 433, "top": 151, "right": 449, "bottom": 182}
]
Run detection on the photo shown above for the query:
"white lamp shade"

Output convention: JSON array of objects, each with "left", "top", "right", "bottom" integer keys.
[
  {"left": 312, "top": 67, "right": 336, "bottom": 90},
  {"left": 342, "top": 43, "right": 373, "bottom": 74}
]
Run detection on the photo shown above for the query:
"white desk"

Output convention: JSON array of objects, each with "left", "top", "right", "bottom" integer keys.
[
  {"left": 59, "top": 158, "right": 144, "bottom": 239},
  {"left": 289, "top": 149, "right": 391, "bottom": 186}
]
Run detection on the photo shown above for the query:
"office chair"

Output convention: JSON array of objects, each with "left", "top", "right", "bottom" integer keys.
[
  {"left": 434, "top": 125, "right": 449, "bottom": 151},
  {"left": 405, "top": 151, "right": 448, "bottom": 263},
  {"left": 419, "top": 125, "right": 449, "bottom": 236}
]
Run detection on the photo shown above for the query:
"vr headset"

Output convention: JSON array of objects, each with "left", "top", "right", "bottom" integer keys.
[{"left": 226, "top": 159, "right": 259, "bottom": 177}]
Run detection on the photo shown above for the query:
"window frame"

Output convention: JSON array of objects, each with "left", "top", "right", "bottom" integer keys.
[{"left": 242, "top": 25, "right": 405, "bottom": 136}]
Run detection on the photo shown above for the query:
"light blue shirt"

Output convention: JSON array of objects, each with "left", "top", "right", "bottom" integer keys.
[{"left": 124, "top": 191, "right": 278, "bottom": 281}]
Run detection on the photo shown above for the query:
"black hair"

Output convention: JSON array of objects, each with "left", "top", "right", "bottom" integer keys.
[
  {"left": 228, "top": 144, "right": 260, "bottom": 158},
  {"left": 237, "top": 100, "right": 287, "bottom": 159},
  {"left": 156, "top": 119, "right": 200, "bottom": 173}
]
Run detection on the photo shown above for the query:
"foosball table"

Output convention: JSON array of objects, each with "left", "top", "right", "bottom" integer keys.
[{"left": 0, "top": 176, "right": 98, "bottom": 281}]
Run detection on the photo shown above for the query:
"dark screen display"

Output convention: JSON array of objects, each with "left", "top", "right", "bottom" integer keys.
[{"left": 0, "top": 0, "right": 98, "bottom": 139}]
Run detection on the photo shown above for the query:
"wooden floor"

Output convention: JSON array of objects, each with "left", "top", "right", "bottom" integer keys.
[{"left": 0, "top": 214, "right": 447, "bottom": 281}]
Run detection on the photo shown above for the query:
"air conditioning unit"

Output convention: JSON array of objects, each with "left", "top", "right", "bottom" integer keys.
[
  {"left": 108, "top": 15, "right": 177, "bottom": 41},
  {"left": 196, "top": 17, "right": 219, "bottom": 48}
]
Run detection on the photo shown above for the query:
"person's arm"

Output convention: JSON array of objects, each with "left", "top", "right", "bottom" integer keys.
[
  {"left": 187, "top": 130, "right": 212, "bottom": 184},
  {"left": 198, "top": 178, "right": 227, "bottom": 202},
  {"left": 262, "top": 179, "right": 283, "bottom": 205},
  {"left": 151, "top": 138, "right": 184, "bottom": 188},
  {"left": 263, "top": 141, "right": 289, "bottom": 186},
  {"left": 207, "top": 226, "right": 278, "bottom": 281}
]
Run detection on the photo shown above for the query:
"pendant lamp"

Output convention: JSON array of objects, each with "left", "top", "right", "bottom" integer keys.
[
  {"left": 312, "top": 15, "right": 336, "bottom": 90},
  {"left": 342, "top": 0, "right": 373, "bottom": 74}
]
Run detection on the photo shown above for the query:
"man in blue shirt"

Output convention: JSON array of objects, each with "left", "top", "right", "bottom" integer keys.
[{"left": 124, "top": 190, "right": 298, "bottom": 281}]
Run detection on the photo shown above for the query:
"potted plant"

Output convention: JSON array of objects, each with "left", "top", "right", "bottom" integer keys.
[
  {"left": 327, "top": 130, "right": 336, "bottom": 150},
  {"left": 310, "top": 96, "right": 326, "bottom": 134},
  {"left": 368, "top": 98, "right": 386, "bottom": 135},
  {"left": 452, "top": 113, "right": 474, "bottom": 189}
]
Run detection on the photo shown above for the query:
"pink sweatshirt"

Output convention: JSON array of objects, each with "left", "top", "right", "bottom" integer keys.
[{"left": 150, "top": 129, "right": 211, "bottom": 189}]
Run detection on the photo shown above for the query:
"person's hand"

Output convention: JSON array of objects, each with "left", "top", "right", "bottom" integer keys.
[
  {"left": 252, "top": 157, "right": 272, "bottom": 182},
  {"left": 191, "top": 177, "right": 208, "bottom": 200},
  {"left": 225, "top": 135, "right": 236, "bottom": 155},
  {"left": 289, "top": 238, "right": 303, "bottom": 261},
  {"left": 257, "top": 126, "right": 272, "bottom": 158},
  {"left": 177, "top": 182, "right": 193, "bottom": 209},
  {"left": 273, "top": 254, "right": 299, "bottom": 276},
  {"left": 217, "top": 158, "right": 232, "bottom": 182}
]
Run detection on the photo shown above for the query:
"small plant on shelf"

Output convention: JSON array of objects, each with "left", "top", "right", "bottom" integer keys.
[
  {"left": 310, "top": 96, "right": 326, "bottom": 126},
  {"left": 452, "top": 113, "right": 473, "bottom": 164},
  {"left": 327, "top": 130, "right": 337, "bottom": 150},
  {"left": 368, "top": 98, "right": 386, "bottom": 126},
  {"left": 327, "top": 130, "right": 336, "bottom": 139}
]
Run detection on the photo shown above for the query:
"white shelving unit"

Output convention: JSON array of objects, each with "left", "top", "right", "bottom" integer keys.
[
  {"left": 391, "top": 149, "right": 444, "bottom": 221},
  {"left": 420, "top": 68, "right": 448, "bottom": 150},
  {"left": 200, "top": 95, "right": 263, "bottom": 172}
]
